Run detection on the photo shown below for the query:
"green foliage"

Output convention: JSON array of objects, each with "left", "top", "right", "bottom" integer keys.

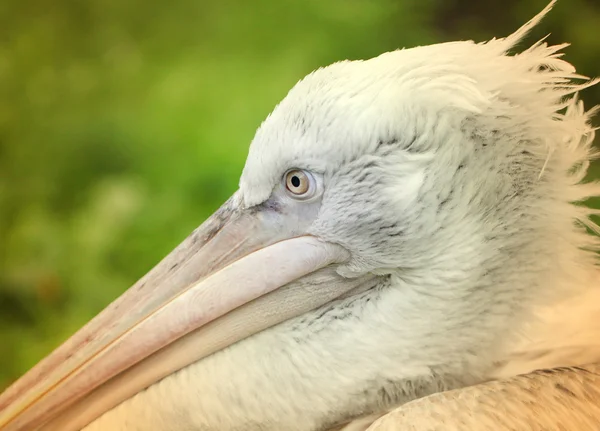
[{"left": 0, "top": 0, "right": 598, "bottom": 389}]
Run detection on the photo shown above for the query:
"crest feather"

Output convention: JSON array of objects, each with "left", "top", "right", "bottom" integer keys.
[{"left": 501, "top": 0, "right": 557, "bottom": 49}]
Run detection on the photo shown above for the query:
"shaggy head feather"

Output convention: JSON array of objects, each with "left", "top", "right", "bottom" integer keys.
[{"left": 241, "top": 0, "right": 599, "bottom": 287}]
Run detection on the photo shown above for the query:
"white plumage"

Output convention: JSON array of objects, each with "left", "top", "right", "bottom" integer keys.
[
  {"left": 81, "top": 2, "right": 600, "bottom": 430},
  {"left": 2, "top": 2, "right": 599, "bottom": 430}
]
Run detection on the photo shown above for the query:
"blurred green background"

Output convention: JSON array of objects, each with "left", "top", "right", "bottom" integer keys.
[{"left": 0, "top": 0, "right": 598, "bottom": 390}]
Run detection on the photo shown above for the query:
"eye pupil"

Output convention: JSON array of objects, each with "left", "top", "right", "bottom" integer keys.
[{"left": 284, "top": 169, "right": 314, "bottom": 198}]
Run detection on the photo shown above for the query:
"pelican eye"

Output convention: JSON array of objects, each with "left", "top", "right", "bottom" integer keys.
[{"left": 284, "top": 169, "right": 315, "bottom": 198}]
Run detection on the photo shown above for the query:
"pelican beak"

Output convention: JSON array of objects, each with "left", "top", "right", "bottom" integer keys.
[{"left": 0, "top": 192, "right": 363, "bottom": 431}]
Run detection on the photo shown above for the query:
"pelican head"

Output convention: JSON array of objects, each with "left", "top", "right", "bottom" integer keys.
[{"left": 1, "top": 2, "right": 598, "bottom": 430}]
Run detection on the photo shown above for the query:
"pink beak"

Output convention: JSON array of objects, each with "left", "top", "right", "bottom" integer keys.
[{"left": 0, "top": 192, "right": 359, "bottom": 431}]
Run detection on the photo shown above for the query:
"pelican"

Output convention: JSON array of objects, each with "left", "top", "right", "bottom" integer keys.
[{"left": 1, "top": 1, "right": 599, "bottom": 430}]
